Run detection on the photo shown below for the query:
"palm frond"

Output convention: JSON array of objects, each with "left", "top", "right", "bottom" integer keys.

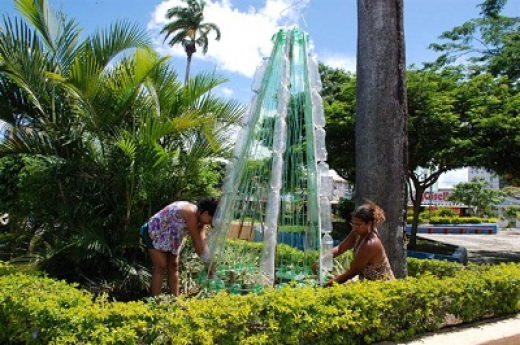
[
  {"left": 80, "top": 19, "right": 149, "bottom": 70},
  {"left": 14, "top": 0, "right": 82, "bottom": 73},
  {"left": 196, "top": 34, "right": 209, "bottom": 54},
  {"left": 200, "top": 22, "right": 221, "bottom": 40},
  {"left": 161, "top": 26, "right": 190, "bottom": 47},
  {"left": 0, "top": 16, "right": 52, "bottom": 118},
  {"left": 0, "top": 126, "right": 56, "bottom": 157}
]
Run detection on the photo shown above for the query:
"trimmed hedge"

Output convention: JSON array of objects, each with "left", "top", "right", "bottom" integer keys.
[
  {"left": 406, "top": 216, "right": 499, "bottom": 225},
  {"left": 1, "top": 261, "right": 519, "bottom": 344}
]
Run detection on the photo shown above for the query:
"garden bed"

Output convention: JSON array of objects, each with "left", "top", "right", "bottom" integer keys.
[
  {"left": 407, "top": 236, "right": 468, "bottom": 264},
  {"left": 406, "top": 223, "right": 499, "bottom": 235}
]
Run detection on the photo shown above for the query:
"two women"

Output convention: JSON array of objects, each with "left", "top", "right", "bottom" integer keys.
[{"left": 144, "top": 197, "right": 393, "bottom": 295}]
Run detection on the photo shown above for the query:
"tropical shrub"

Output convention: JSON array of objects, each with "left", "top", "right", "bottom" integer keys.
[
  {"left": 430, "top": 208, "right": 459, "bottom": 218},
  {"left": 0, "top": 0, "right": 242, "bottom": 296}
]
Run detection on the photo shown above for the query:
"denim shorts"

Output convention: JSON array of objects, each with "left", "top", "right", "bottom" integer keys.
[{"left": 140, "top": 223, "right": 153, "bottom": 249}]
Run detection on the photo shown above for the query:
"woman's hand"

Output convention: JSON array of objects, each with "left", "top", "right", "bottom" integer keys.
[
  {"left": 325, "top": 279, "right": 336, "bottom": 287},
  {"left": 311, "top": 261, "right": 319, "bottom": 275}
]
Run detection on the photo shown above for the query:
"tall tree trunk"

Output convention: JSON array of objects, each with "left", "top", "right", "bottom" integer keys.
[
  {"left": 185, "top": 52, "right": 193, "bottom": 85},
  {"left": 409, "top": 180, "right": 426, "bottom": 250},
  {"left": 356, "top": 0, "right": 408, "bottom": 278}
]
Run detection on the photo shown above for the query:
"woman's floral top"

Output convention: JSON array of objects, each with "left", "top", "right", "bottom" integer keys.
[{"left": 147, "top": 201, "right": 190, "bottom": 255}]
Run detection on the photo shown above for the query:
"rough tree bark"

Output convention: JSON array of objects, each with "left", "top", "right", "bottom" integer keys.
[{"left": 355, "top": 0, "right": 408, "bottom": 278}]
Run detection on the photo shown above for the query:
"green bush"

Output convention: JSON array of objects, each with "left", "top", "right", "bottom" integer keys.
[
  {"left": 460, "top": 217, "right": 483, "bottom": 224},
  {"left": 407, "top": 257, "right": 465, "bottom": 278},
  {"left": 1, "top": 262, "right": 519, "bottom": 344},
  {"left": 430, "top": 208, "right": 458, "bottom": 218},
  {"left": 406, "top": 210, "right": 437, "bottom": 224},
  {"left": 429, "top": 216, "right": 497, "bottom": 224},
  {"left": 0, "top": 261, "right": 15, "bottom": 276}
]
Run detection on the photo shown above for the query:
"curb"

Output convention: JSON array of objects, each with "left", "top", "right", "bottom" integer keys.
[{"left": 388, "top": 314, "right": 520, "bottom": 345}]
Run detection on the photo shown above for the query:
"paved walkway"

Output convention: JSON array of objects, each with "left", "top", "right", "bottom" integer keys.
[
  {"left": 392, "top": 314, "right": 520, "bottom": 345},
  {"left": 380, "top": 229, "right": 520, "bottom": 344},
  {"left": 418, "top": 229, "right": 520, "bottom": 264}
]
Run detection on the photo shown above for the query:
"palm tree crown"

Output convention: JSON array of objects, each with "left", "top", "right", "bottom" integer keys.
[{"left": 161, "top": 0, "right": 221, "bottom": 85}]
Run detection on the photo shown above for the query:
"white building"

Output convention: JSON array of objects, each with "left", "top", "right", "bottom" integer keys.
[
  {"left": 329, "top": 170, "right": 352, "bottom": 204},
  {"left": 468, "top": 167, "right": 500, "bottom": 189}
]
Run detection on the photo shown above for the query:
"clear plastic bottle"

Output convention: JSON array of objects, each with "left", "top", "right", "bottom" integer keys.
[
  {"left": 208, "top": 279, "right": 217, "bottom": 292},
  {"left": 312, "top": 91, "right": 325, "bottom": 127},
  {"left": 314, "top": 127, "right": 327, "bottom": 161},
  {"left": 230, "top": 283, "right": 241, "bottom": 294},
  {"left": 321, "top": 232, "right": 334, "bottom": 272},
  {"left": 216, "top": 279, "right": 226, "bottom": 291},
  {"left": 318, "top": 161, "right": 332, "bottom": 198},
  {"left": 251, "top": 57, "right": 268, "bottom": 92},
  {"left": 273, "top": 120, "right": 287, "bottom": 154},
  {"left": 307, "top": 54, "right": 323, "bottom": 92},
  {"left": 233, "top": 128, "right": 246, "bottom": 158},
  {"left": 277, "top": 85, "right": 289, "bottom": 115},
  {"left": 320, "top": 196, "right": 332, "bottom": 232}
]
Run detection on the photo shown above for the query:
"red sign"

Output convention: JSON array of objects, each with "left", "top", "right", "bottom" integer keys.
[{"left": 422, "top": 191, "right": 450, "bottom": 202}]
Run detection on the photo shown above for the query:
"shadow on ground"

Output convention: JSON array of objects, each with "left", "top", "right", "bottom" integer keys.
[{"left": 468, "top": 251, "right": 520, "bottom": 265}]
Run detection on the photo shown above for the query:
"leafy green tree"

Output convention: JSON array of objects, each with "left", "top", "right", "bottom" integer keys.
[
  {"left": 448, "top": 177, "right": 512, "bottom": 217},
  {"left": 161, "top": 0, "right": 221, "bottom": 85},
  {"left": 426, "top": 0, "right": 520, "bottom": 183},
  {"left": 456, "top": 73, "right": 520, "bottom": 181},
  {"left": 429, "top": 0, "right": 520, "bottom": 83},
  {"left": 501, "top": 187, "right": 520, "bottom": 228},
  {"left": 0, "top": 0, "right": 241, "bottom": 297},
  {"left": 0, "top": 155, "right": 33, "bottom": 261},
  {"left": 503, "top": 206, "right": 519, "bottom": 229},
  {"left": 319, "top": 62, "right": 519, "bottom": 248},
  {"left": 406, "top": 67, "right": 470, "bottom": 247},
  {"left": 319, "top": 64, "right": 356, "bottom": 182}
]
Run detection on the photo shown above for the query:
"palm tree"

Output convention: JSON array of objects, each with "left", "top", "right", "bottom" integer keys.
[
  {"left": 160, "top": 0, "right": 221, "bottom": 85},
  {"left": 0, "top": 0, "right": 241, "bottom": 298}
]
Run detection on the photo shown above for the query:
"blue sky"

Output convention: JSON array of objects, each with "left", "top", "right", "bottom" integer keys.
[{"left": 1, "top": 0, "right": 517, "bottom": 186}]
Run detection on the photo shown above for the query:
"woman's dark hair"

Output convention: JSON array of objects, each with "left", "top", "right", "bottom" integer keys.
[
  {"left": 352, "top": 200, "right": 385, "bottom": 226},
  {"left": 197, "top": 196, "right": 219, "bottom": 217}
]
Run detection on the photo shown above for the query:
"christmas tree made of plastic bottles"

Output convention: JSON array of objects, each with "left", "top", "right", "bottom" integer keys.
[{"left": 205, "top": 27, "right": 334, "bottom": 294}]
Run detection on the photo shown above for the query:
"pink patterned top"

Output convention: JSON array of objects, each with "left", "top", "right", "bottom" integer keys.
[{"left": 147, "top": 201, "right": 191, "bottom": 255}]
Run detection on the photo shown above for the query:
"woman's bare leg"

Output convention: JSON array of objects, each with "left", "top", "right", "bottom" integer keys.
[
  {"left": 167, "top": 254, "right": 180, "bottom": 296},
  {"left": 149, "top": 249, "right": 168, "bottom": 296}
]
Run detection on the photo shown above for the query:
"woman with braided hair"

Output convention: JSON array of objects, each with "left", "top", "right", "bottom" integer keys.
[{"left": 325, "top": 200, "right": 395, "bottom": 286}]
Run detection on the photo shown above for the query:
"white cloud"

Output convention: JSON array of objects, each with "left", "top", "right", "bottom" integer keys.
[
  {"left": 148, "top": 0, "right": 300, "bottom": 78},
  {"left": 438, "top": 168, "right": 468, "bottom": 189},
  {"left": 219, "top": 86, "right": 234, "bottom": 97},
  {"left": 320, "top": 52, "right": 356, "bottom": 73}
]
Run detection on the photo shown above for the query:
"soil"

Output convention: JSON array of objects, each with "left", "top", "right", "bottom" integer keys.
[{"left": 409, "top": 237, "right": 457, "bottom": 256}]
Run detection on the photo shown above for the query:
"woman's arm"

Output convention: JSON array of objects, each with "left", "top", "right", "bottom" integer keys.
[
  {"left": 313, "top": 231, "right": 358, "bottom": 273},
  {"left": 182, "top": 206, "right": 208, "bottom": 260},
  {"left": 333, "top": 231, "right": 357, "bottom": 258},
  {"left": 327, "top": 240, "right": 379, "bottom": 285}
]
